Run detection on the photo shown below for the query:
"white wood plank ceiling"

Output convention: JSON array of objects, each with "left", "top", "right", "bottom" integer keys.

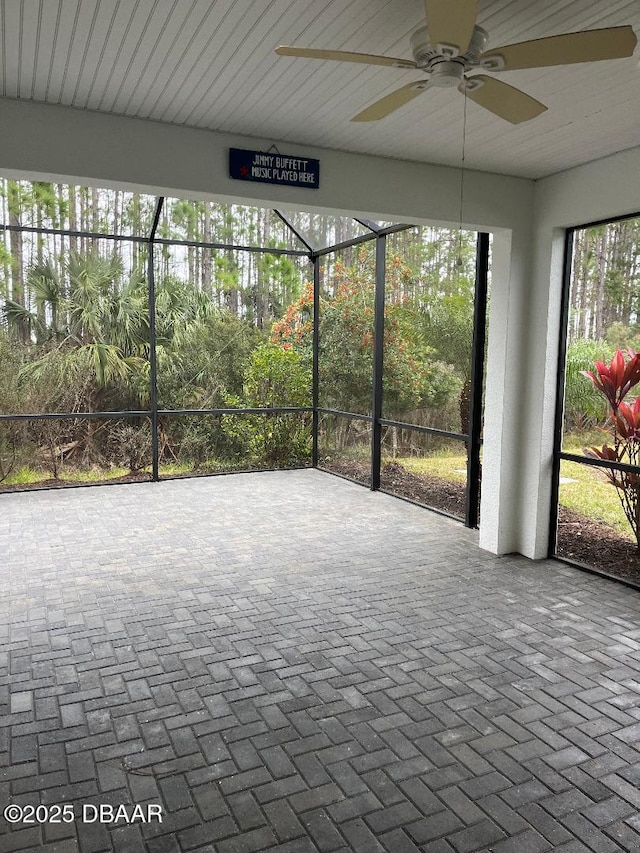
[{"left": 0, "top": 0, "right": 639, "bottom": 179}]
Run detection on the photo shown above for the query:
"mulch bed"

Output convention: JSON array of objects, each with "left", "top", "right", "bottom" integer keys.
[
  {"left": 556, "top": 506, "right": 640, "bottom": 584},
  {"left": 321, "top": 458, "right": 640, "bottom": 585},
  {"left": 319, "top": 459, "right": 466, "bottom": 518},
  {"left": 381, "top": 461, "right": 466, "bottom": 518}
]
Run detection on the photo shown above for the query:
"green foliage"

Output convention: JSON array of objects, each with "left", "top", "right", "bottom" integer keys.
[
  {"left": 18, "top": 343, "right": 147, "bottom": 413},
  {"left": 156, "top": 311, "right": 262, "bottom": 410},
  {"left": 0, "top": 329, "right": 29, "bottom": 414},
  {"left": 420, "top": 295, "right": 474, "bottom": 433},
  {"left": 383, "top": 300, "right": 461, "bottom": 416},
  {"left": 606, "top": 321, "right": 640, "bottom": 353},
  {"left": 157, "top": 319, "right": 270, "bottom": 470},
  {"left": 221, "top": 343, "right": 312, "bottom": 466},
  {"left": 423, "top": 297, "right": 473, "bottom": 381},
  {"left": 163, "top": 416, "right": 242, "bottom": 471},
  {"left": 0, "top": 185, "right": 498, "bottom": 481},
  {"left": 317, "top": 288, "right": 374, "bottom": 414},
  {"left": 214, "top": 254, "right": 241, "bottom": 301},
  {"left": 241, "top": 342, "right": 311, "bottom": 408},
  {"left": 0, "top": 421, "right": 19, "bottom": 483},
  {"left": 564, "top": 338, "right": 613, "bottom": 430},
  {"left": 272, "top": 258, "right": 463, "bottom": 421},
  {"left": 256, "top": 251, "right": 301, "bottom": 318},
  {"left": 171, "top": 199, "right": 199, "bottom": 236},
  {"left": 106, "top": 423, "right": 152, "bottom": 472}
]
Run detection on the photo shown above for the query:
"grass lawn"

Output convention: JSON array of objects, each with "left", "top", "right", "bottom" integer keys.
[
  {"left": 385, "top": 433, "right": 634, "bottom": 541},
  {"left": 560, "top": 431, "right": 634, "bottom": 538},
  {"left": 393, "top": 452, "right": 467, "bottom": 484},
  {"left": 2, "top": 464, "right": 148, "bottom": 486},
  {"left": 557, "top": 460, "right": 632, "bottom": 538},
  {"left": 1, "top": 458, "right": 299, "bottom": 487}
]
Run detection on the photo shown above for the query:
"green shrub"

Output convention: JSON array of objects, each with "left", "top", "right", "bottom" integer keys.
[
  {"left": 107, "top": 423, "right": 152, "bottom": 472},
  {"left": 564, "top": 338, "right": 613, "bottom": 430},
  {"left": 221, "top": 343, "right": 312, "bottom": 466}
]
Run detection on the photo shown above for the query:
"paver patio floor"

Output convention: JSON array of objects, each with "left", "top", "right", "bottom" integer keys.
[{"left": 1, "top": 469, "right": 640, "bottom": 852}]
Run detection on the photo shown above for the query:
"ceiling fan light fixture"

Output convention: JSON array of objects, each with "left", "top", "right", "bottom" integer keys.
[{"left": 430, "top": 60, "right": 465, "bottom": 87}]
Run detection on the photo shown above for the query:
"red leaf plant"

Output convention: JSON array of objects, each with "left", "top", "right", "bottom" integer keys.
[{"left": 582, "top": 349, "right": 640, "bottom": 550}]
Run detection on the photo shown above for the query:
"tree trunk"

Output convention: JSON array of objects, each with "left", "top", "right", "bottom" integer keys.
[
  {"left": 113, "top": 189, "right": 120, "bottom": 237},
  {"left": 224, "top": 208, "right": 239, "bottom": 316},
  {"left": 255, "top": 209, "right": 272, "bottom": 329},
  {"left": 91, "top": 187, "right": 100, "bottom": 232},
  {"left": 68, "top": 184, "right": 78, "bottom": 256},
  {"left": 593, "top": 229, "right": 607, "bottom": 340},
  {"left": 7, "top": 181, "right": 29, "bottom": 342},
  {"left": 202, "top": 201, "right": 212, "bottom": 293}
]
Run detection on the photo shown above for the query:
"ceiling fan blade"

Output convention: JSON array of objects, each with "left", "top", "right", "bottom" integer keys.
[
  {"left": 275, "top": 45, "right": 416, "bottom": 69},
  {"left": 480, "top": 26, "right": 637, "bottom": 71},
  {"left": 424, "top": 0, "right": 478, "bottom": 54},
  {"left": 461, "top": 75, "right": 547, "bottom": 123},
  {"left": 351, "top": 82, "right": 429, "bottom": 122}
]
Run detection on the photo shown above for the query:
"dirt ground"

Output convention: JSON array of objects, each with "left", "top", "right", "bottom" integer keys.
[
  {"left": 320, "top": 459, "right": 467, "bottom": 517},
  {"left": 555, "top": 506, "right": 640, "bottom": 584}
]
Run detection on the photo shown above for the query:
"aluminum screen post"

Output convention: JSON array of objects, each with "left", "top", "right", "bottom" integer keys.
[
  {"left": 148, "top": 197, "right": 164, "bottom": 482},
  {"left": 312, "top": 255, "right": 320, "bottom": 466},
  {"left": 466, "top": 231, "right": 490, "bottom": 528},
  {"left": 371, "top": 234, "right": 386, "bottom": 490}
]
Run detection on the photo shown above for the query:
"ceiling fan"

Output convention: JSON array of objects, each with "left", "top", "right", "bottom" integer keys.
[{"left": 275, "top": 0, "right": 637, "bottom": 124}]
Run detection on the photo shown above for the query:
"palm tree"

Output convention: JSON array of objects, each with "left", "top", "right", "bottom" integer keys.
[{"left": 11, "top": 251, "right": 149, "bottom": 411}]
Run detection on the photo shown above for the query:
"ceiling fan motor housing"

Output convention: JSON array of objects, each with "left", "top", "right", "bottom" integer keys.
[
  {"left": 412, "top": 24, "right": 488, "bottom": 63},
  {"left": 430, "top": 60, "right": 465, "bottom": 87},
  {"left": 410, "top": 26, "right": 440, "bottom": 66},
  {"left": 466, "top": 27, "right": 489, "bottom": 60}
]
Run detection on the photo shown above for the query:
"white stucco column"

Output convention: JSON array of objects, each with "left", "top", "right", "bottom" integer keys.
[
  {"left": 516, "top": 226, "right": 567, "bottom": 559},
  {"left": 479, "top": 228, "right": 532, "bottom": 555}
]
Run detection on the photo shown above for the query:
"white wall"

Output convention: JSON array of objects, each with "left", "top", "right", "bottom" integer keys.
[
  {"left": 10, "top": 95, "right": 634, "bottom": 562},
  {"left": 524, "top": 145, "right": 640, "bottom": 558},
  {"left": 0, "top": 98, "right": 532, "bottom": 229},
  {"left": 478, "top": 226, "right": 532, "bottom": 555}
]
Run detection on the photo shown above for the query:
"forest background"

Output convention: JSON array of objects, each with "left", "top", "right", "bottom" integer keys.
[{"left": 0, "top": 178, "right": 639, "bottom": 555}]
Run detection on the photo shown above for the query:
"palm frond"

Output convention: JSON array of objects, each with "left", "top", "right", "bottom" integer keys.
[
  {"left": 3, "top": 299, "right": 36, "bottom": 327},
  {"left": 28, "top": 260, "right": 63, "bottom": 306},
  {"left": 79, "top": 342, "right": 131, "bottom": 387}
]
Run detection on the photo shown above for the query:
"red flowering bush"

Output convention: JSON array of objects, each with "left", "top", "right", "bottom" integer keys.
[
  {"left": 582, "top": 349, "right": 640, "bottom": 549},
  {"left": 271, "top": 259, "right": 458, "bottom": 416}
]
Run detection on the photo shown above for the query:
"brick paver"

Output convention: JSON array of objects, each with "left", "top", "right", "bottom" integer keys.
[{"left": 1, "top": 469, "right": 639, "bottom": 852}]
